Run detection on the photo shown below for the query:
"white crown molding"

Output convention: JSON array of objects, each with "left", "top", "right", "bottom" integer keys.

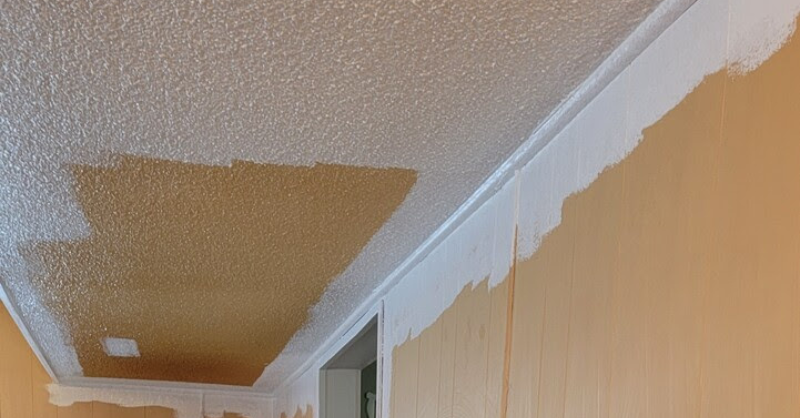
[{"left": 59, "top": 376, "right": 273, "bottom": 397}]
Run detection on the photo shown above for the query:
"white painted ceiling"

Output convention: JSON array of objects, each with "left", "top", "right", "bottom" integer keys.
[{"left": 1, "top": 0, "right": 664, "bottom": 390}]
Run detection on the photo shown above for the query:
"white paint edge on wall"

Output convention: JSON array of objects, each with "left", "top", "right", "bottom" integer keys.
[
  {"left": 271, "top": 0, "right": 701, "bottom": 410},
  {"left": 49, "top": 381, "right": 274, "bottom": 418},
  {"left": 297, "top": 0, "right": 800, "bottom": 415}
]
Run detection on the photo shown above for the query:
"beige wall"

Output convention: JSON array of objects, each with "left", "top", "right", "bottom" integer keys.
[
  {"left": 0, "top": 303, "right": 175, "bottom": 418},
  {"left": 390, "top": 280, "right": 511, "bottom": 418},
  {"left": 391, "top": 9, "right": 800, "bottom": 418}
]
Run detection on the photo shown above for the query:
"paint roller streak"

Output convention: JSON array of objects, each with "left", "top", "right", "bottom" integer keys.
[{"left": 22, "top": 156, "right": 416, "bottom": 386}]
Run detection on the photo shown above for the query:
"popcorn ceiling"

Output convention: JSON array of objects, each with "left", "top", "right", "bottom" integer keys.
[
  {"left": 22, "top": 156, "right": 415, "bottom": 386},
  {"left": 3, "top": 0, "right": 799, "bottom": 415},
  {"left": 0, "top": 0, "right": 665, "bottom": 393}
]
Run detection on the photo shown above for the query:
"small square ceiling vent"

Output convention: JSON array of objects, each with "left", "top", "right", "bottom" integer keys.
[{"left": 101, "top": 337, "right": 140, "bottom": 358}]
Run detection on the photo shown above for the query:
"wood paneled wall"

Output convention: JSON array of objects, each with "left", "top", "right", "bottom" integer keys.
[
  {"left": 391, "top": 10, "right": 800, "bottom": 418},
  {"left": 390, "top": 280, "right": 510, "bottom": 418},
  {"left": 0, "top": 303, "right": 175, "bottom": 418}
]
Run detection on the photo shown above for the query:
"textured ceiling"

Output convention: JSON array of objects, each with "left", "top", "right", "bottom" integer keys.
[
  {"left": 0, "top": 0, "right": 663, "bottom": 387},
  {"left": 22, "top": 156, "right": 414, "bottom": 385}
]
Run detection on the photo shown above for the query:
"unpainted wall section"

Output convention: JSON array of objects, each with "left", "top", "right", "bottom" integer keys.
[
  {"left": 508, "top": 22, "right": 800, "bottom": 413},
  {"left": 0, "top": 303, "right": 175, "bottom": 418}
]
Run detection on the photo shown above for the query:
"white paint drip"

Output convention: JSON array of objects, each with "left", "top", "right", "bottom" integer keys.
[{"left": 384, "top": 176, "right": 517, "bottom": 351}]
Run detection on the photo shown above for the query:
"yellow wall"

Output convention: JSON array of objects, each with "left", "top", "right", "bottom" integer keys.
[
  {"left": 390, "top": 280, "right": 511, "bottom": 418},
  {"left": 392, "top": 10, "right": 800, "bottom": 418},
  {"left": 0, "top": 303, "right": 175, "bottom": 418}
]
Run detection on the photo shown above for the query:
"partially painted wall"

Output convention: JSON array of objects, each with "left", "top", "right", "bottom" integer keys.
[
  {"left": 0, "top": 303, "right": 175, "bottom": 418},
  {"left": 273, "top": 0, "right": 800, "bottom": 416},
  {"left": 507, "top": 22, "right": 800, "bottom": 413}
]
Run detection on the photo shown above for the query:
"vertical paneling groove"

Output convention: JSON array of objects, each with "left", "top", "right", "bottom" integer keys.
[
  {"left": 451, "top": 280, "right": 491, "bottom": 418},
  {"left": 415, "top": 319, "right": 442, "bottom": 418},
  {"left": 484, "top": 280, "right": 509, "bottom": 418},
  {"left": 436, "top": 301, "right": 458, "bottom": 418},
  {"left": 498, "top": 231, "right": 517, "bottom": 418},
  {"left": 390, "top": 332, "right": 419, "bottom": 417}
]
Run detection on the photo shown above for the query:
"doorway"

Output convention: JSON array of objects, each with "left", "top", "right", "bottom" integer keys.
[{"left": 320, "top": 316, "right": 379, "bottom": 418}]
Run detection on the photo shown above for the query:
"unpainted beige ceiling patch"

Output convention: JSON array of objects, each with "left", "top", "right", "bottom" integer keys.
[{"left": 22, "top": 156, "right": 416, "bottom": 386}]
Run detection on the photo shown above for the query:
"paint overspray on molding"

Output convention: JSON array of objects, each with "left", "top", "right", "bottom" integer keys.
[
  {"left": 49, "top": 383, "right": 274, "bottom": 418},
  {"left": 505, "top": 16, "right": 800, "bottom": 413}
]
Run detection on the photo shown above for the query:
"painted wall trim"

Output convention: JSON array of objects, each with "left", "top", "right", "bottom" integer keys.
[{"left": 270, "top": 0, "right": 698, "bottom": 398}]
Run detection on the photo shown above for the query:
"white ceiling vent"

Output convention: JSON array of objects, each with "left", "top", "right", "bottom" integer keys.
[{"left": 101, "top": 337, "right": 141, "bottom": 358}]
